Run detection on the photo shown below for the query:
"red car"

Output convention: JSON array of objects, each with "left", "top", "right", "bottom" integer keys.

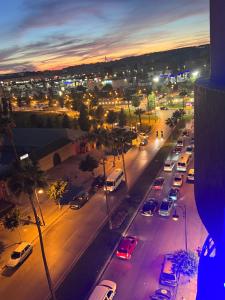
[
  {"left": 116, "top": 236, "right": 138, "bottom": 259},
  {"left": 152, "top": 177, "right": 165, "bottom": 190}
]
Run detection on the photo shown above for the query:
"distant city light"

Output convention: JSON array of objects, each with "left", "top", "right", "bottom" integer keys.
[{"left": 153, "top": 76, "right": 159, "bottom": 83}]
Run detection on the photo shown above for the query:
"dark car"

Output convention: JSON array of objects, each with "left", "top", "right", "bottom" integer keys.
[
  {"left": 172, "top": 146, "right": 182, "bottom": 154},
  {"left": 151, "top": 288, "right": 172, "bottom": 300},
  {"left": 91, "top": 175, "right": 105, "bottom": 191},
  {"left": 69, "top": 191, "right": 89, "bottom": 209},
  {"left": 141, "top": 199, "right": 158, "bottom": 216},
  {"left": 160, "top": 106, "right": 169, "bottom": 110},
  {"left": 168, "top": 188, "right": 179, "bottom": 201},
  {"left": 152, "top": 177, "right": 165, "bottom": 190},
  {"left": 139, "top": 138, "right": 148, "bottom": 146}
]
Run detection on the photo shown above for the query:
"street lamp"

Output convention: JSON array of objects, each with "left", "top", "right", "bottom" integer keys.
[
  {"left": 35, "top": 188, "right": 46, "bottom": 226},
  {"left": 172, "top": 204, "right": 187, "bottom": 251}
]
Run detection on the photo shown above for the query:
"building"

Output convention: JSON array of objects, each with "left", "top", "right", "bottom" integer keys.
[
  {"left": 195, "top": 0, "right": 225, "bottom": 298},
  {"left": 1, "top": 128, "right": 88, "bottom": 171}
]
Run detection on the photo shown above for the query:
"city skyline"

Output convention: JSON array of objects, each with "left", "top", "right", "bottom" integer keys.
[{"left": 0, "top": 0, "right": 209, "bottom": 74}]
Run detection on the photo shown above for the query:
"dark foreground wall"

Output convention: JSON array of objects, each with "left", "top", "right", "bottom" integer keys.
[{"left": 195, "top": 79, "right": 225, "bottom": 299}]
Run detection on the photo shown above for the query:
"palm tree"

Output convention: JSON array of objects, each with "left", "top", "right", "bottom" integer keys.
[
  {"left": 134, "top": 108, "right": 145, "bottom": 130},
  {"left": 88, "top": 128, "right": 113, "bottom": 229},
  {"left": 0, "top": 115, "right": 18, "bottom": 161},
  {"left": 7, "top": 160, "right": 56, "bottom": 300},
  {"left": 110, "top": 128, "right": 133, "bottom": 192}
]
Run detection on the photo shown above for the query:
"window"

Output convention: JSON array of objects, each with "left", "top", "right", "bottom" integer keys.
[{"left": 107, "top": 290, "right": 113, "bottom": 298}]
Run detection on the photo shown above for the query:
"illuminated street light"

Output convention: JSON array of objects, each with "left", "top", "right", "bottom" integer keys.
[
  {"left": 192, "top": 70, "right": 200, "bottom": 78},
  {"left": 35, "top": 189, "right": 45, "bottom": 226},
  {"left": 153, "top": 76, "right": 159, "bottom": 83}
]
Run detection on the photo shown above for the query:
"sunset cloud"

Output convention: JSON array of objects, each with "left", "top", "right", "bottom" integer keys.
[{"left": 0, "top": 0, "right": 209, "bottom": 74}]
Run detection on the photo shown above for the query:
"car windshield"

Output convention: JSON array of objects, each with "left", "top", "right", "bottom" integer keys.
[
  {"left": 160, "top": 202, "right": 169, "bottom": 210},
  {"left": 11, "top": 251, "right": 20, "bottom": 259},
  {"left": 170, "top": 190, "right": 176, "bottom": 195},
  {"left": 154, "top": 178, "right": 163, "bottom": 185},
  {"left": 161, "top": 273, "right": 176, "bottom": 281},
  {"left": 106, "top": 181, "right": 114, "bottom": 187},
  {"left": 178, "top": 162, "right": 185, "bottom": 167},
  {"left": 165, "top": 163, "right": 171, "bottom": 167},
  {"left": 118, "top": 248, "right": 127, "bottom": 253},
  {"left": 143, "top": 203, "right": 152, "bottom": 210}
]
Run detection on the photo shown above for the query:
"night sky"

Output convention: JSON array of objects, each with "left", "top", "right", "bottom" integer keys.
[{"left": 0, "top": 0, "right": 209, "bottom": 74}]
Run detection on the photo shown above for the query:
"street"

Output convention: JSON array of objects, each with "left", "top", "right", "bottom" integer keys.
[
  {"left": 100, "top": 131, "right": 207, "bottom": 300},
  {"left": 0, "top": 110, "right": 174, "bottom": 300}
]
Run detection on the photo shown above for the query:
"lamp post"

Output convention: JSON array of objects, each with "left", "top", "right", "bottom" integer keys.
[
  {"left": 35, "top": 188, "right": 46, "bottom": 226},
  {"left": 101, "top": 156, "right": 112, "bottom": 230},
  {"left": 172, "top": 204, "right": 187, "bottom": 251}
]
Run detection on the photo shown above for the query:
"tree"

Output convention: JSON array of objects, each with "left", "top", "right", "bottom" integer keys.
[
  {"left": 62, "top": 114, "right": 71, "bottom": 128},
  {"left": 106, "top": 110, "right": 118, "bottom": 128},
  {"left": 78, "top": 104, "right": 91, "bottom": 132},
  {"left": 3, "top": 208, "right": 21, "bottom": 242},
  {"left": 0, "top": 114, "right": 18, "bottom": 161},
  {"left": 179, "top": 90, "right": 188, "bottom": 110},
  {"left": 131, "top": 95, "right": 141, "bottom": 108},
  {"left": 134, "top": 108, "right": 145, "bottom": 128},
  {"left": 93, "top": 105, "right": 105, "bottom": 126},
  {"left": 171, "top": 249, "right": 198, "bottom": 277},
  {"left": 7, "top": 160, "right": 56, "bottom": 300},
  {"left": 165, "top": 118, "right": 175, "bottom": 128},
  {"left": 47, "top": 180, "right": 68, "bottom": 209},
  {"left": 110, "top": 128, "right": 135, "bottom": 191},
  {"left": 118, "top": 108, "right": 127, "bottom": 128},
  {"left": 79, "top": 155, "right": 99, "bottom": 176}
]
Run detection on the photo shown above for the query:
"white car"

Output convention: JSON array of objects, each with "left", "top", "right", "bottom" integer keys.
[
  {"left": 173, "top": 173, "right": 184, "bottom": 187},
  {"left": 88, "top": 280, "right": 117, "bottom": 300},
  {"left": 158, "top": 200, "right": 174, "bottom": 217},
  {"left": 163, "top": 160, "right": 175, "bottom": 172},
  {"left": 187, "top": 168, "right": 194, "bottom": 182},
  {"left": 6, "top": 242, "right": 33, "bottom": 268}
]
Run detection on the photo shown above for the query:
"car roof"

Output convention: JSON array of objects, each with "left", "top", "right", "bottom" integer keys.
[{"left": 13, "top": 242, "right": 31, "bottom": 252}]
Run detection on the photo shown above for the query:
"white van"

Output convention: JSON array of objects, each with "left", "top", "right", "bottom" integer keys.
[
  {"left": 88, "top": 280, "right": 117, "bottom": 300},
  {"left": 6, "top": 242, "right": 33, "bottom": 268},
  {"left": 105, "top": 169, "right": 124, "bottom": 192}
]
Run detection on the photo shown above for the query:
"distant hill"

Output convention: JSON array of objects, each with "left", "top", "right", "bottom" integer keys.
[{"left": 0, "top": 44, "right": 210, "bottom": 80}]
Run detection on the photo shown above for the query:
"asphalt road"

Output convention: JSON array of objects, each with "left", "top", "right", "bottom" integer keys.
[
  {"left": 0, "top": 110, "right": 173, "bottom": 300},
  {"left": 100, "top": 131, "right": 207, "bottom": 300}
]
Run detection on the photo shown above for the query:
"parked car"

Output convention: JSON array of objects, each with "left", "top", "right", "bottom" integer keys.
[
  {"left": 182, "top": 129, "right": 190, "bottom": 137},
  {"left": 69, "top": 191, "right": 89, "bottom": 209},
  {"left": 168, "top": 187, "right": 179, "bottom": 201},
  {"left": 152, "top": 177, "right": 165, "bottom": 190},
  {"left": 141, "top": 198, "right": 158, "bottom": 216},
  {"left": 6, "top": 242, "right": 33, "bottom": 268},
  {"left": 151, "top": 288, "right": 172, "bottom": 300},
  {"left": 160, "top": 106, "right": 169, "bottom": 110},
  {"left": 139, "top": 138, "right": 148, "bottom": 146},
  {"left": 185, "top": 145, "right": 194, "bottom": 155},
  {"left": 173, "top": 173, "right": 183, "bottom": 187},
  {"left": 159, "top": 254, "right": 178, "bottom": 287},
  {"left": 88, "top": 280, "right": 117, "bottom": 300},
  {"left": 116, "top": 236, "right": 138, "bottom": 259},
  {"left": 176, "top": 139, "right": 184, "bottom": 147},
  {"left": 91, "top": 175, "right": 105, "bottom": 191},
  {"left": 163, "top": 160, "right": 175, "bottom": 172},
  {"left": 139, "top": 132, "right": 148, "bottom": 139},
  {"left": 159, "top": 200, "right": 173, "bottom": 217},
  {"left": 172, "top": 146, "right": 182, "bottom": 154},
  {"left": 187, "top": 168, "right": 194, "bottom": 182}
]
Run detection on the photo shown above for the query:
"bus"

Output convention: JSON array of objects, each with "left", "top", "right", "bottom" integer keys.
[
  {"left": 105, "top": 168, "right": 124, "bottom": 192},
  {"left": 177, "top": 153, "right": 191, "bottom": 172}
]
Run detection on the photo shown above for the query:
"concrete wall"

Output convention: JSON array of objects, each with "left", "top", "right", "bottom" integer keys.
[{"left": 38, "top": 142, "right": 75, "bottom": 171}]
